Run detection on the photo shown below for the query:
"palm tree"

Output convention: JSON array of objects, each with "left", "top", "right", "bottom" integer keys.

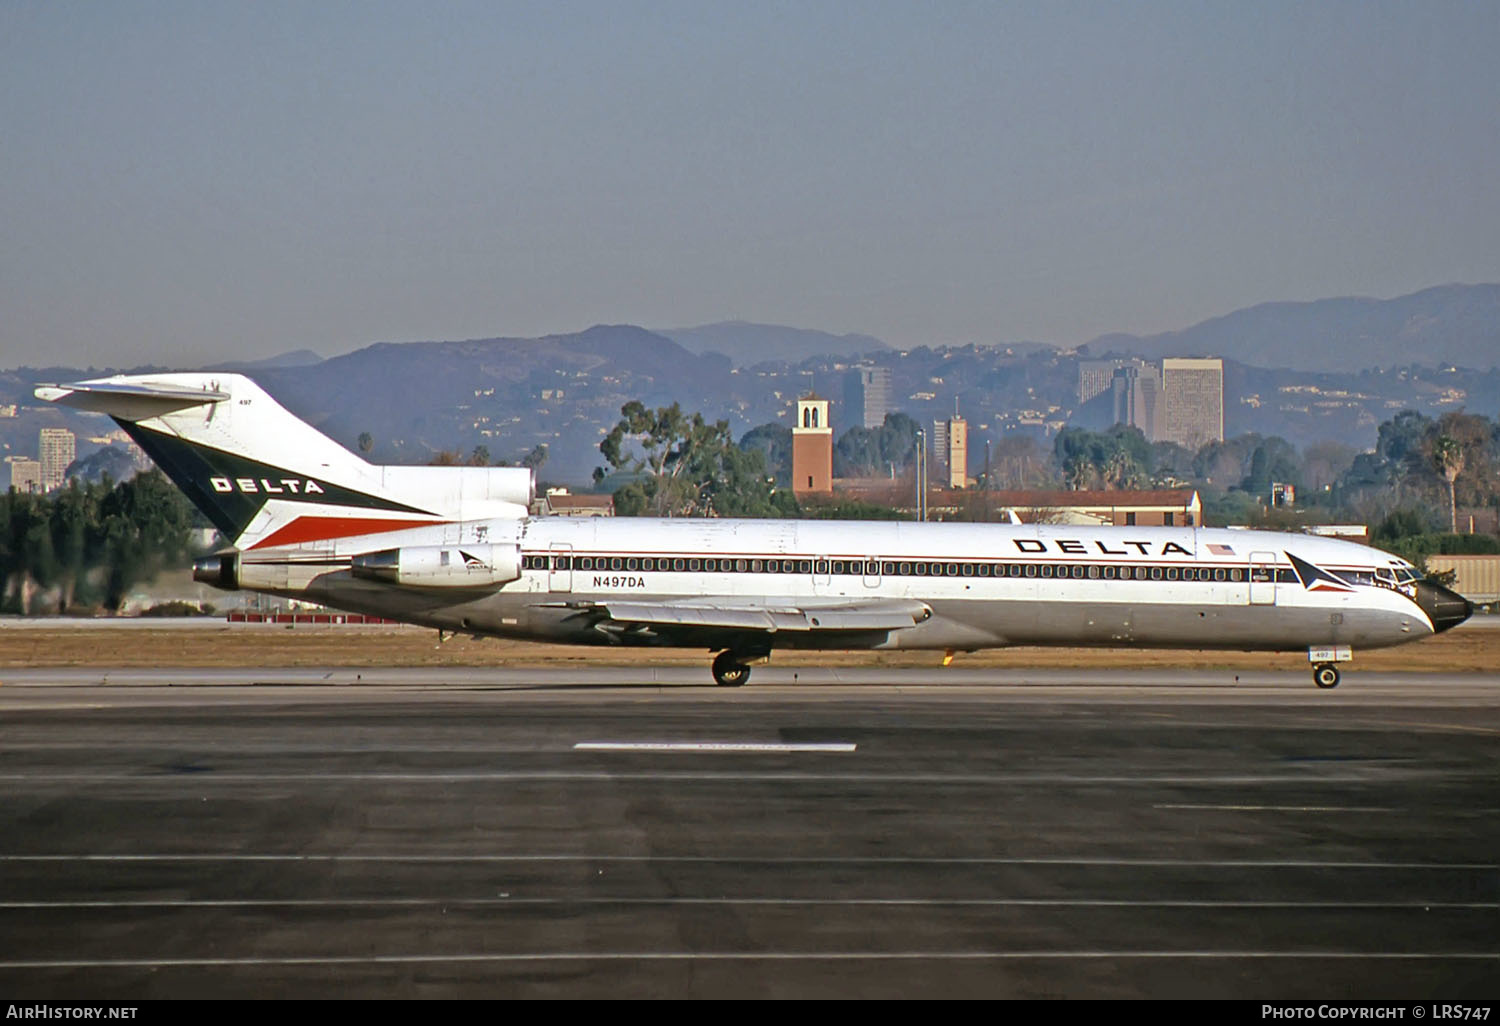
[{"left": 1431, "top": 435, "right": 1465, "bottom": 533}]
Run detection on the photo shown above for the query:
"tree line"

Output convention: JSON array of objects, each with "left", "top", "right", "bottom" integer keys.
[
  {"left": 0, "top": 471, "right": 199, "bottom": 615},
  {"left": 594, "top": 401, "right": 1500, "bottom": 558}
]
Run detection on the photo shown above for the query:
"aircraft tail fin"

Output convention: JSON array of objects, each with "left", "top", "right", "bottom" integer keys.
[{"left": 36, "top": 373, "right": 532, "bottom": 549}]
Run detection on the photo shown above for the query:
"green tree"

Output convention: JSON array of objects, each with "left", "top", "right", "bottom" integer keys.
[
  {"left": 520, "top": 444, "right": 549, "bottom": 471},
  {"left": 1431, "top": 435, "right": 1464, "bottom": 534},
  {"left": 740, "top": 424, "right": 792, "bottom": 485},
  {"left": 96, "top": 470, "right": 196, "bottom": 611},
  {"left": 595, "top": 401, "right": 792, "bottom": 518}
]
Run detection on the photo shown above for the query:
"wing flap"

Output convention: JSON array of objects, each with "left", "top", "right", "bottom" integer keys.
[{"left": 589, "top": 598, "right": 929, "bottom": 633}]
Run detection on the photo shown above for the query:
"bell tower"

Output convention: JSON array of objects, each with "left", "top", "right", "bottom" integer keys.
[{"left": 792, "top": 394, "right": 832, "bottom": 497}]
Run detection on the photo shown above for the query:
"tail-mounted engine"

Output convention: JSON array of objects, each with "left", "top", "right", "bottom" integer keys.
[{"left": 350, "top": 544, "right": 521, "bottom": 588}]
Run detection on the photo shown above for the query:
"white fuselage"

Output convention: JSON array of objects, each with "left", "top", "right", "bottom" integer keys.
[{"left": 242, "top": 516, "right": 1434, "bottom": 654}]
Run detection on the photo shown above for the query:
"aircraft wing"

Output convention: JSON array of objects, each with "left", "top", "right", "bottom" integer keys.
[{"left": 565, "top": 597, "right": 931, "bottom": 635}]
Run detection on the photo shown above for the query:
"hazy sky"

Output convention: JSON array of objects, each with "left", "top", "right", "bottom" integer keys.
[{"left": 3, "top": 1, "right": 1498, "bottom": 369}]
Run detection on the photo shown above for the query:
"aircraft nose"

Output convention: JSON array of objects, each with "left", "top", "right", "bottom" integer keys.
[{"left": 1414, "top": 578, "right": 1473, "bottom": 633}]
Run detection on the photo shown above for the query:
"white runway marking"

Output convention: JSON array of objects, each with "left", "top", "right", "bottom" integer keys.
[
  {"left": 3, "top": 897, "right": 1495, "bottom": 910},
  {"left": 574, "top": 741, "right": 856, "bottom": 753},
  {"left": 3, "top": 854, "right": 1496, "bottom": 869},
  {"left": 1155, "top": 804, "right": 1401, "bottom": 813},
  {"left": 3, "top": 951, "right": 1497, "bottom": 970}
]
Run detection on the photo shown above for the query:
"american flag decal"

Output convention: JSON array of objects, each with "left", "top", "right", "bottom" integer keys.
[{"left": 1208, "top": 543, "right": 1235, "bottom": 556}]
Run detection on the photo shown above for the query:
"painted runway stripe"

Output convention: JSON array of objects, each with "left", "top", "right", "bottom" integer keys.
[
  {"left": 2, "top": 898, "right": 1495, "bottom": 910},
  {"left": 2, "top": 952, "right": 1498, "bottom": 970},
  {"left": 574, "top": 741, "right": 856, "bottom": 752},
  {"left": 3, "top": 854, "right": 1496, "bottom": 869},
  {"left": 0, "top": 771, "right": 1447, "bottom": 783},
  {"left": 1154, "top": 804, "right": 1401, "bottom": 813}
]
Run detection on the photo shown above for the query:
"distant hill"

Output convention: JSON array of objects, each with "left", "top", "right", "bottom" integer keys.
[
  {"left": 248, "top": 325, "right": 750, "bottom": 482},
  {"left": 658, "top": 321, "right": 889, "bottom": 366},
  {"left": 1083, "top": 284, "right": 1500, "bottom": 372},
  {"left": 206, "top": 349, "right": 324, "bottom": 372}
]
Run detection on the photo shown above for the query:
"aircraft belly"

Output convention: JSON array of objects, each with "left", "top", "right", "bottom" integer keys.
[{"left": 280, "top": 577, "right": 1428, "bottom": 654}]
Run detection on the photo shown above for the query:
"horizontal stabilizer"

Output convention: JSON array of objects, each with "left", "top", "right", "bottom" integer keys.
[{"left": 35, "top": 379, "right": 230, "bottom": 421}]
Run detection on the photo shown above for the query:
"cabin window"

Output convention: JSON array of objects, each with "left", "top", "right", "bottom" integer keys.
[
  {"left": 1214, "top": 568, "right": 1225, "bottom": 582},
  {"left": 751, "top": 559, "right": 763, "bottom": 573},
  {"left": 832, "top": 560, "right": 845, "bottom": 574},
  {"left": 1229, "top": 568, "right": 1242, "bottom": 582},
  {"left": 610, "top": 557, "right": 623, "bottom": 571},
  {"left": 1150, "top": 567, "right": 1162, "bottom": 580},
  {"left": 1166, "top": 567, "right": 1178, "bottom": 581},
  {"left": 688, "top": 559, "right": 700, "bottom": 571},
  {"left": 1088, "top": 565, "right": 1100, "bottom": 579},
  {"left": 626, "top": 558, "right": 638, "bottom": 571}
]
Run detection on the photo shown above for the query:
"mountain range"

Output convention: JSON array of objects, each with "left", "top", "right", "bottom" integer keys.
[
  {"left": 1080, "top": 283, "right": 1500, "bottom": 373},
  {"left": 4, "top": 284, "right": 1496, "bottom": 486}
]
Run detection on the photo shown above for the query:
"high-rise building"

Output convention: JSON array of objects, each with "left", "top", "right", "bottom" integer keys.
[
  {"left": 39, "top": 428, "right": 76, "bottom": 492},
  {"left": 791, "top": 395, "right": 833, "bottom": 497},
  {"left": 1078, "top": 358, "right": 1145, "bottom": 405},
  {"left": 1111, "top": 364, "right": 1162, "bottom": 441},
  {"left": 1159, "top": 358, "right": 1223, "bottom": 448},
  {"left": 844, "top": 366, "right": 892, "bottom": 430},
  {"left": 7, "top": 458, "right": 42, "bottom": 494}
]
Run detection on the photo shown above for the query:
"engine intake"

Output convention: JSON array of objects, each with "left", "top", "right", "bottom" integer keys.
[{"left": 350, "top": 544, "right": 521, "bottom": 588}]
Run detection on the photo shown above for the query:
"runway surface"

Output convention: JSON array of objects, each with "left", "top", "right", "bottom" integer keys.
[{"left": 1, "top": 668, "right": 1497, "bottom": 999}]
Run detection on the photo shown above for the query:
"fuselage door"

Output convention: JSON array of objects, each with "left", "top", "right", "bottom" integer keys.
[
  {"left": 812, "top": 555, "right": 832, "bottom": 593},
  {"left": 1249, "top": 551, "right": 1277, "bottom": 605},
  {"left": 549, "top": 543, "right": 572, "bottom": 593}
]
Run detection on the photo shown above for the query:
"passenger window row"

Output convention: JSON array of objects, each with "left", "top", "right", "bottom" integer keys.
[{"left": 520, "top": 554, "right": 1296, "bottom": 584}]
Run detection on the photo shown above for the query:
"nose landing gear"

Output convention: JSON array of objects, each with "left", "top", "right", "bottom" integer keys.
[{"left": 1308, "top": 645, "right": 1351, "bottom": 690}]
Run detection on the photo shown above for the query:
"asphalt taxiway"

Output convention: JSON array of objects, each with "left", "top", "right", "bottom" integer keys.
[{"left": 1, "top": 668, "right": 1497, "bottom": 998}]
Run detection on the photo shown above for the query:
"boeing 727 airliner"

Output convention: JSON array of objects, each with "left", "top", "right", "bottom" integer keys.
[{"left": 38, "top": 373, "right": 1471, "bottom": 687}]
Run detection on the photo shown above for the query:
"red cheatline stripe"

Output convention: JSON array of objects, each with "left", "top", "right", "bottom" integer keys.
[{"left": 249, "top": 516, "right": 447, "bottom": 549}]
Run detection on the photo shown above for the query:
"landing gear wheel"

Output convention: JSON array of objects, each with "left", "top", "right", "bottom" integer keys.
[
  {"left": 1313, "top": 663, "right": 1341, "bottom": 689},
  {"left": 712, "top": 650, "right": 751, "bottom": 687}
]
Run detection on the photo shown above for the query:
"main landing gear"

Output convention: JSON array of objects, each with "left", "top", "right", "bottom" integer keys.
[
  {"left": 711, "top": 650, "right": 753, "bottom": 687},
  {"left": 1312, "top": 663, "right": 1341, "bottom": 689}
]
